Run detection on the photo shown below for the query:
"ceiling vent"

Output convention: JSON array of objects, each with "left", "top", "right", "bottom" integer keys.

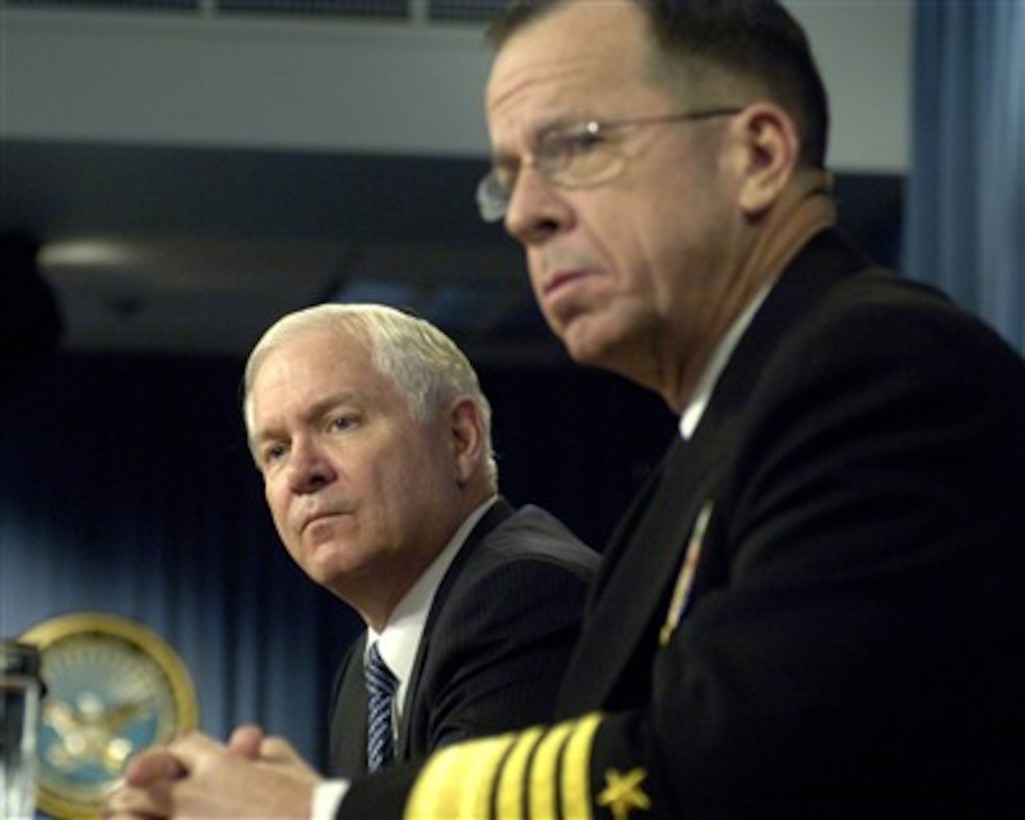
[{"left": 3, "top": 0, "right": 507, "bottom": 25}]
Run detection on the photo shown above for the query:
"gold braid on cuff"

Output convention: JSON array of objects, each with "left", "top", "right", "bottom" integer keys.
[{"left": 405, "top": 712, "right": 604, "bottom": 819}]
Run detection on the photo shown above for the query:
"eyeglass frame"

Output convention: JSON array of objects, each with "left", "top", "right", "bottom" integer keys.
[{"left": 476, "top": 107, "right": 744, "bottom": 223}]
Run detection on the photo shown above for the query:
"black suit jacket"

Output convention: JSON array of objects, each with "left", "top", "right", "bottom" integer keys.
[
  {"left": 328, "top": 498, "right": 599, "bottom": 777},
  {"left": 342, "top": 230, "right": 1025, "bottom": 818}
]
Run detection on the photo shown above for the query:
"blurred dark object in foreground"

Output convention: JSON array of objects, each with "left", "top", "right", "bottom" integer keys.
[{"left": 1, "top": 230, "right": 64, "bottom": 399}]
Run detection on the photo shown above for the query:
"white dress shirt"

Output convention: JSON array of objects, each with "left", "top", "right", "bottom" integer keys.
[{"left": 680, "top": 282, "right": 773, "bottom": 440}]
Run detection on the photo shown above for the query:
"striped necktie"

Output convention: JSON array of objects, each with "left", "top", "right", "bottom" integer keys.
[{"left": 365, "top": 641, "right": 398, "bottom": 772}]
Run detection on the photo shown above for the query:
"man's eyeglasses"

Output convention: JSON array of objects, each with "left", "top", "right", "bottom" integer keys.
[{"left": 476, "top": 107, "right": 743, "bottom": 223}]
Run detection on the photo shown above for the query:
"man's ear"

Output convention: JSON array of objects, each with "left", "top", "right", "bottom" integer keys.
[
  {"left": 449, "top": 397, "right": 485, "bottom": 485},
  {"left": 729, "top": 102, "right": 800, "bottom": 216}
]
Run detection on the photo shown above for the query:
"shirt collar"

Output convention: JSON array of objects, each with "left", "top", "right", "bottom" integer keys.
[{"left": 680, "top": 282, "right": 774, "bottom": 440}]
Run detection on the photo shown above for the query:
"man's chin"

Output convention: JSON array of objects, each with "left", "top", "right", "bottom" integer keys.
[
  {"left": 562, "top": 320, "right": 615, "bottom": 369},
  {"left": 303, "top": 551, "right": 350, "bottom": 588},
  {"left": 298, "top": 529, "right": 349, "bottom": 571}
]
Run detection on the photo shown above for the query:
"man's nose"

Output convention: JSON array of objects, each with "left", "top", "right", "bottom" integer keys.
[
  {"left": 504, "top": 166, "right": 571, "bottom": 246},
  {"left": 286, "top": 438, "right": 335, "bottom": 494}
]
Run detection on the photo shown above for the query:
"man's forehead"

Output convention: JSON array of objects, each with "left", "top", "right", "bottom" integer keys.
[
  {"left": 486, "top": 4, "right": 654, "bottom": 133},
  {"left": 252, "top": 336, "right": 367, "bottom": 400}
]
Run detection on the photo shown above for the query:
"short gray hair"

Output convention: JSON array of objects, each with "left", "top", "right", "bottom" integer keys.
[{"left": 243, "top": 303, "right": 497, "bottom": 483}]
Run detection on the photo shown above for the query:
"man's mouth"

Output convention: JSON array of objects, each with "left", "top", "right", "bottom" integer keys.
[
  {"left": 300, "top": 509, "right": 345, "bottom": 534},
  {"left": 544, "top": 269, "right": 590, "bottom": 298}
]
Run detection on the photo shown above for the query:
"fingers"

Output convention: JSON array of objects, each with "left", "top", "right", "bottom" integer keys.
[
  {"left": 167, "top": 730, "right": 228, "bottom": 764},
  {"left": 106, "top": 727, "right": 320, "bottom": 820},
  {"left": 123, "top": 748, "right": 187, "bottom": 787},
  {"left": 227, "top": 725, "right": 305, "bottom": 770},
  {"left": 259, "top": 735, "right": 320, "bottom": 781},
  {"left": 105, "top": 777, "right": 174, "bottom": 819},
  {"left": 259, "top": 735, "right": 301, "bottom": 765},
  {"left": 109, "top": 731, "right": 225, "bottom": 818},
  {"left": 227, "top": 724, "right": 265, "bottom": 760},
  {"left": 109, "top": 739, "right": 190, "bottom": 818},
  {"left": 124, "top": 726, "right": 264, "bottom": 787}
]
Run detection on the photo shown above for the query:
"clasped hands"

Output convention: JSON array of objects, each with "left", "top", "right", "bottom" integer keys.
[{"left": 104, "top": 725, "right": 323, "bottom": 819}]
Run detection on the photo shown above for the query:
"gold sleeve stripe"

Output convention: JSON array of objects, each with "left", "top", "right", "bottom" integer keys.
[
  {"left": 557, "top": 712, "right": 603, "bottom": 819},
  {"left": 405, "top": 732, "right": 518, "bottom": 819},
  {"left": 495, "top": 727, "right": 545, "bottom": 816},
  {"left": 404, "top": 713, "right": 605, "bottom": 819},
  {"left": 527, "top": 720, "right": 576, "bottom": 818}
]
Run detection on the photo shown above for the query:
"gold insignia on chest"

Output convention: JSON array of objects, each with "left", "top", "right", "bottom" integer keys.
[
  {"left": 659, "top": 499, "right": 714, "bottom": 647},
  {"left": 597, "top": 766, "right": 652, "bottom": 819}
]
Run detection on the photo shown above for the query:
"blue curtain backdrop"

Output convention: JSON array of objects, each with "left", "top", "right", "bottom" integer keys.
[{"left": 903, "top": 0, "right": 1025, "bottom": 352}]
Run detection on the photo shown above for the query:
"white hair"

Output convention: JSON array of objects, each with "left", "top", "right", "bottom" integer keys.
[{"left": 243, "top": 303, "right": 498, "bottom": 483}]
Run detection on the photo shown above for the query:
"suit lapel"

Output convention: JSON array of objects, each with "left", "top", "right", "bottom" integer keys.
[
  {"left": 558, "top": 437, "right": 720, "bottom": 714},
  {"left": 329, "top": 635, "right": 369, "bottom": 777},
  {"left": 395, "top": 498, "right": 515, "bottom": 759}
]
